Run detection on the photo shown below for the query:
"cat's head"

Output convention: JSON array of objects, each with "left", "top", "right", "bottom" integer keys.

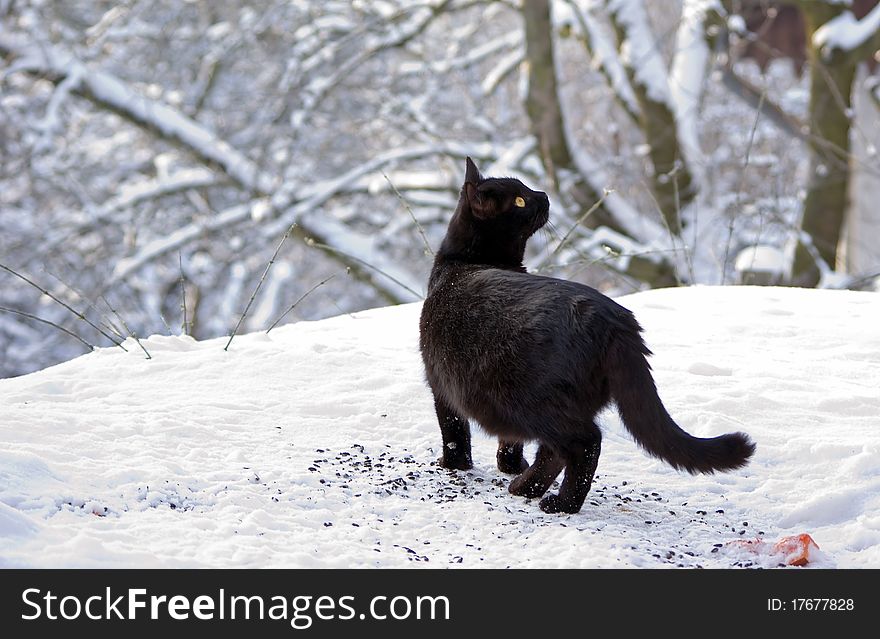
[{"left": 440, "top": 157, "right": 549, "bottom": 268}]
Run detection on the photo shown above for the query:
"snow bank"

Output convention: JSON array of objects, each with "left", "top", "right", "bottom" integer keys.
[{"left": 1, "top": 287, "right": 878, "bottom": 568}]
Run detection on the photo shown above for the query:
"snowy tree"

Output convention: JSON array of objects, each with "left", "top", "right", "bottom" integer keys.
[
  {"left": 789, "top": 0, "right": 880, "bottom": 285},
  {"left": 1, "top": 0, "right": 878, "bottom": 377}
]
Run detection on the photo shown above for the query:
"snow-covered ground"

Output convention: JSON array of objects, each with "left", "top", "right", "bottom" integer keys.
[{"left": 1, "top": 286, "right": 878, "bottom": 568}]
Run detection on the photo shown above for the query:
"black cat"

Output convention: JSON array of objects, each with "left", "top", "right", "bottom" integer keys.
[{"left": 419, "top": 157, "right": 755, "bottom": 514}]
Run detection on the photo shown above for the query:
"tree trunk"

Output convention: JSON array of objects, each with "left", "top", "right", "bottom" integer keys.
[
  {"left": 792, "top": 2, "right": 858, "bottom": 285},
  {"left": 844, "top": 67, "right": 880, "bottom": 277},
  {"left": 605, "top": 0, "right": 696, "bottom": 235},
  {"left": 522, "top": 0, "right": 678, "bottom": 288},
  {"left": 522, "top": 0, "right": 621, "bottom": 232}
]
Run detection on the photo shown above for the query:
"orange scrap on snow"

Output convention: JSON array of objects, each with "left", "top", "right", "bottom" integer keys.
[
  {"left": 727, "top": 533, "right": 819, "bottom": 566},
  {"left": 773, "top": 534, "right": 819, "bottom": 566}
]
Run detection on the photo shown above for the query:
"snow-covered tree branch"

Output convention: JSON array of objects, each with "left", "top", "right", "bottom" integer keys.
[{"left": 2, "top": 0, "right": 879, "bottom": 377}]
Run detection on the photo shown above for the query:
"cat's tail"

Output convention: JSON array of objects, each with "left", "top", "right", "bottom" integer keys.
[{"left": 604, "top": 329, "right": 755, "bottom": 474}]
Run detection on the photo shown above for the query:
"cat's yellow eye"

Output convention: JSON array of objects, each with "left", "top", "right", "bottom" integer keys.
[{"left": 514, "top": 196, "right": 526, "bottom": 208}]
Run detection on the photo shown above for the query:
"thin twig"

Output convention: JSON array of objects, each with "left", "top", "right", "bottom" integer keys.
[
  {"left": 307, "top": 239, "right": 424, "bottom": 300},
  {"left": 539, "top": 247, "right": 687, "bottom": 274},
  {"left": 224, "top": 222, "right": 294, "bottom": 351},
  {"left": 0, "top": 262, "right": 126, "bottom": 350},
  {"left": 0, "top": 306, "right": 95, "bottom": 351},
  {"left": 549, "top": 189, "right": 613, "bottom": 258},
  {"left": 100, "top": 295, "right": 152, "bottom": 359},
  {"left": 722, "top": 89, "right": 765, "bottom": 285},
  {"left": 158, "top": 312, "right": 173, "bottom": 336},
  {"left": 673, "top": 170, "right": 695, "bottom": 283},
  {"left": 179, "top": 252, "right": 189, "bottom": 336},
  {"left": 43, "top": 267, "right": 126, "bottom": 340},
  {"left": 640, "top": 180, "right": 684, "bottom": 287},
  {"left": 266, "top": 274, "right": 338, "bottom": 333},
  {"left": 381, "top": 169, "right": 434, "bottom": 256}
]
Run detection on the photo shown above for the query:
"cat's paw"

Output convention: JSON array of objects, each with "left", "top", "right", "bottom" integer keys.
[
  {"left": 508, "top": 474, "right": 549, "bottom": 498},
  {"left": 538, "top": 493, "right": 581, "bottom": 514},
  {"left": 497, "top": 454, "right": 528, "bottom": 475},
  {"left": 438, "top": 454, "right": 473, "bottom": 471}
]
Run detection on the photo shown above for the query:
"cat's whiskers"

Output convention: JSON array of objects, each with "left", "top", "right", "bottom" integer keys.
[
  {"left": 537, "top": 220, "right": 560, "bottom": 271},
  {"left": 543, "top": 219, "right": 560, "bottom": 240}
]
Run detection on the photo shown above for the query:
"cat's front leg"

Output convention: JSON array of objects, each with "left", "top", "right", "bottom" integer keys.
[
  {"left": 496, "top": 440, "right": 528, "bottom": 474},
  {"left": 433, "top": 394, "right": 473, "bottom": 470}
]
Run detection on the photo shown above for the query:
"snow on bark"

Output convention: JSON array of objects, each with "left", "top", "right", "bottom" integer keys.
[
  {"left": 111, "top": 142, "right": 497, "bottom": 301},
  {"left": 670, "top": 0, "right": 721, "bottom": 180},
  {"left": 843, "top": 67, "right": 880, "bottom": 277},
  {"left": 291, "top": 1, "right": 454, "bottom": 129},
  {"left": 561, "top": 0, "right": 641, "bottom": 121},
  {"left": 813, "top": 2, "right": 880, "bottom": 53},
  {"left": 481, "top": 47, "right": 525, "bottom": 96},
  {"left": 0, "top": 31, "right": 277, "bottom": 195},
  {"left": 1, "top": 29, "right": 452, "bottom": 304},
  {"left": 605, "top": 0, "right": 673, "bottom": 106},
  {"left": 41, "top": 168, "right": 222, "bottom": 251},
  {"left": 569, "top": 145, "right": 669, "bottom": 243},
  {"left": 34, "top": 65, "right": 83, "bottom": 153},
  {"left": 603, "top": 0, "right": 696, "bottom": 234}
]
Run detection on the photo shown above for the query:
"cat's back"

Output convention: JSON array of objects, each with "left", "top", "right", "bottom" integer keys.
[
  {"left": 420, "top": 262, "right": 636, "bottom": 359},
  {"left": 424, "top": 263, "right": 630, "bottom": 322}
]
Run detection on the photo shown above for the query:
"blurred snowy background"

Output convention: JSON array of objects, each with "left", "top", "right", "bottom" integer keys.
[{"left": 2, "top": 0, "right": 879, "bottom": 377}]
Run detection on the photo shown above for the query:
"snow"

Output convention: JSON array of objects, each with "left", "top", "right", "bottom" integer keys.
[
  {"left": 2, "top": 286, "right": 879, "bottom": 568},
  {"left": 606, "top": 0, "right": 673, "bottom": 105},
  {"left": 813, "top": 4, "right": 880, "bottom": 54},
  {"left": 1, "top": 29, "right": 432, "bottom": 305},
  {"left": 565, "top": 0, "right": 640, "bottom": 119},
  {"left": 734, "top": 245, "right": 787, "bottom": 275},
  {"left": 0, "top": 31, "right": 277, "bottom": 195},
  {"left": 670, "top": 0, "right": 719, "bottom": 176},
  {"left": 845, "top": 67, "right": 880, "bottom": 276}
]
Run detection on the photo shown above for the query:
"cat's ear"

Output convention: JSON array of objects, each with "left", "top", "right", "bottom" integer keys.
[
  {"left": 463, "top": 157, "right": 495, "bottom": 218},
  {"left": 466, "top": 184, "right": 498, "bottom": 220},
  {"left": 464, "top": 157, "right": 482, "bottom": 185}
]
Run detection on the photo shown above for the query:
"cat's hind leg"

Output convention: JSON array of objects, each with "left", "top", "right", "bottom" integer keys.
[
  {"left": 539, "top": 427, "right": 602, "bottom": 514},
  {"left": 496, "top": 440, "right": 528, "bottom": 474},
  {"left": 508, "top": 444, "right": 564, "bottom": 498},
  {"left": 433, "top": 394, "right": 473, "bottom": 470}
]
